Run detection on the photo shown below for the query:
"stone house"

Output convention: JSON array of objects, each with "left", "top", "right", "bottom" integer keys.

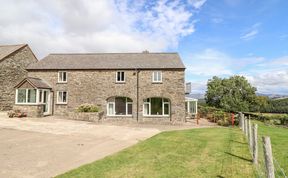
[
  {"left": 0, "top": 44, "right": 38, "bottom": 111},
  {"left": 14, "top": 52, "right": 197, "bottom": 123}
]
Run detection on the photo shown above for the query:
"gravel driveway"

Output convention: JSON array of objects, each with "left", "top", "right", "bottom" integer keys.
[{"left": 0, "top": 113, "right": 160, "bottom": 178}]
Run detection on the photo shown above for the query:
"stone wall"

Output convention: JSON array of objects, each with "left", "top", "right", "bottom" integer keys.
[
  {"left": 13, "top": 104, "right": 44, "bottom": 117},
  {"left": 0, "top": 46, "right": 37, "bottom": 110},
  {"left": 28, "top": 69, "right": 186, "bottom": 123}
]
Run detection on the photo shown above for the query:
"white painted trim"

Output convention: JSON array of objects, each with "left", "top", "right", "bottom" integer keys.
[
  {"left": 152, "top": 71, "right": 162, "bottom": 83},
  {"left": 143, "top": 98, "right": 169, "bottom": 117},
  {"left": 106, "top": 97, "right": 133, "bottom": 116},
  {"left": 43, "top": 90, "right": 51, "bottom": 115},
  {"left": 115, "top": 71, "right": 125, "bottom": 83},
  {"left": 58, "top": 71, "right": 68, "bottom": 83},
  {"left": 56, "top": 91, "right": 68, "bottom": 104},
  {"left": 15, "top": 88, "right": 37, "bottom": 105}
]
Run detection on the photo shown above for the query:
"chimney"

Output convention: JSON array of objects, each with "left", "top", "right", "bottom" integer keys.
[{"left": 185, "top": 82, "right": 191, "bottom": 94}]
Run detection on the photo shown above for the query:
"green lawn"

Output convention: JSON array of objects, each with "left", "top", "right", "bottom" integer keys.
[
  {"left": 253, "top": 121, "right": 288, "bottom": 177},
  {"left": 57, "top": 128, "right": 256, "bottom": 178}
]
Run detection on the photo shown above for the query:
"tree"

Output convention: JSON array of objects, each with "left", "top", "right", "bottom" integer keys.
[
  {"left": 205, "top": 75, "right": 257, "bottom": 112},
  {"left": 250, "top": 96, "right": 269, "bottom": 112}
]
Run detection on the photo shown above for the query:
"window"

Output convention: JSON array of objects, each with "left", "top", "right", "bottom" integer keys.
[
  {"left": 143, "top": 98, "right": 170, "bottom": 116},
  {"left": 152, "top": 71, "right": 162, "bottom": 83},
  {"left": 57, "top": 91, "right": 67, "bottom": 104},
  {"left": 116, "top": 71, "right": 125, "bottom": 82},
  {"left": 16, "top": 89, "right": 37, "bottom": 104},
  {"left": 107, "top": 97, "right": 132, "bottom": 116},
  {"left": 185, "top": 100, "right": 197, "bottom": 114},
  {"left": 58, "top": 71, "right": 67, "bottom": 83}
]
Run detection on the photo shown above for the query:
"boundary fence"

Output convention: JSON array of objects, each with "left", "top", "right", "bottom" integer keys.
[{"left": 238, "top": 112, "right": 287, "bottom": 178}]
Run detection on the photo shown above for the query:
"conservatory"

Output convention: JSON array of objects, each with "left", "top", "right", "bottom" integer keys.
[{"left": 185, "top": 96, "right": 198, "bottom": 118}]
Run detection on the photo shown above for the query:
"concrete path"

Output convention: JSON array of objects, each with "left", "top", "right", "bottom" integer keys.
[
  {"left": 0, "top": 112, "right": 216, "bottom": 178},
  {"left": 0, "top": 113, "right": 160, "bottom": 178}
]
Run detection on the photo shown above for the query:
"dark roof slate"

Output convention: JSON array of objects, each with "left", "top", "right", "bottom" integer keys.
[{"left": 27, "top": 53, "right": 185, "bottom": 70}]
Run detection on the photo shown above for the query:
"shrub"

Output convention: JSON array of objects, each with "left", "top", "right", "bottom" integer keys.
[{"left": 77, "top": 104, "right": 99, "bottom": 112}]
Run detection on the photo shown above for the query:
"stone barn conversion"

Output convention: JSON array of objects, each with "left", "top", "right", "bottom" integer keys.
[
  {"left": 12, "top": 51, "right": 198, "bottom": 123},
  {"left": 0, "top": 44, "right": 38, "bottom": 111}
]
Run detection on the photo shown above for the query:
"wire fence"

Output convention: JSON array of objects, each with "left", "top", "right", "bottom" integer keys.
[{"left": 239, "top": 113, "right": 287, "bottom": 178}]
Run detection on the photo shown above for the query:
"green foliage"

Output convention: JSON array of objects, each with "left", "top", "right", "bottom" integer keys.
[
  {"left": 198, "top": 105, "right": 234, "bottom": 126},
  {"left": 77, "top": 104, "right": 99, "bottom": 112},
  {"left": 205, "top": 75, "right": 257, "bottom": 112},
  {"left": 261, "top": 98, "right": 288, "bottom": 113},
  {"left": 248, "top": 112, "right": 288, "bottom": 126}
]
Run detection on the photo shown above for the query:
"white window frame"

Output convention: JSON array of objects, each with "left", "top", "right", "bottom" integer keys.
[
  {"left": 143, "top": 98, "right": 170, "bottom": 117},
  {"left": 15, "top": 88, "right": 37, "bottom": 105},
  {"left": 106, "top": 97, "right": 132, "bottom": 116},
  {"left": 57, "top": 91, "right": 68, "bottom": 104},
  {"left": 152, "top": 71, "right": 162, "bottom": 83},
  {"left": 58, "top": 71, "right": 67, "bottom": 83},
  {"left": 116, "top": 71, "right": 125, "bottom": 83}
]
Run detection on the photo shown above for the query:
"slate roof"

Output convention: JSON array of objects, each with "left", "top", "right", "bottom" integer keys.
[
  {"left": 15, "top": 77, "right": 51, "bottom": 89},
  {"left": 0, "top": 44, "right": 27, "bottom": 61},
  {"left": 27, "top": 53, "right": 185, "bottom": 70}
]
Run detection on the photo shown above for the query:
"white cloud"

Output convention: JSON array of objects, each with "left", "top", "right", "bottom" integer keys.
[
  {"left": 188, "top": 0, "right": 207, "bottom": 9},
  {"left": 245, "top": 70, "right": 288, "bottom": 94},
  {"left": 241, "top": 23, "right": 261, "bottom": 40},
  {"left": 241, "top": 30, "right": 258, "bottom": 40},
  {"left": 185, "top": 48, "right": 288, "bottom": 94},
  {"left": 186, "top": 49, "right": 233, "bottom": 76},
  {"left": 0, "top": 0, "right": 198, "bottom": 58}
]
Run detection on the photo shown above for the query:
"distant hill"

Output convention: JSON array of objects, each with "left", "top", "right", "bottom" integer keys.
[
  {"left": 186, "top": 93, "right": 205, "bottom": 99},
  {"left": 257, "top": 93, "right": 288, "bottom": 99}
]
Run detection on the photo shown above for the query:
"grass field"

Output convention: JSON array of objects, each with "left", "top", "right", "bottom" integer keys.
[
  {"left": 253, "top": 121, "right": 288, "bottom": 177},
  {"left": 57, "top": 128, "right": 256, "bottom": 178}
]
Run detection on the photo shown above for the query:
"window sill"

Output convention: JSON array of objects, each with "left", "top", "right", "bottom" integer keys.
[
  {"left": 152, "top": 82, "right": 163, "bottom": 84},
  {"left": 56, "top": 103, "right": 67, "bottom": 105},
  {"left": 15, "top": 103, "right": 39, "bottom": 106},
  {"left": 107, "top": 115, "right": 132, "bottom": 117},
  {"left": 143, "top": 115, "right": 170, "bottom": 117},
  {"left": 57, "top": 82, "right": 67, "bottom": 84},
  {"left": 115, "top": 81, "right": 126, "bottom": 84}
]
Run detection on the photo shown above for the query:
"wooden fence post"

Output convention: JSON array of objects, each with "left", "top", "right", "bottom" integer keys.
[
  {"left": 239, "top": 112, "right": 242, "bottom": 128},
  {"left": 241, "top": 113, "right": 245, "bottom": 132},
  {"left": 245, "top": 118, "right": 248, "bottom": 137},
  {"left": 262, "top": 136, "right": 275, "bottom": 178},
  {"left": 252, "top": 124, "right": 258, "bottom": 165},
  {"left": 248, "top": 119, "right": 253, "bottom": 149}
]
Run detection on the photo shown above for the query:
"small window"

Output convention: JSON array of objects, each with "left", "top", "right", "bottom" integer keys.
[
  {"left": 57, "top": 91, "right": 67, "bottom": 104},
  {"left": 152, "top": 71, "right": 162, "bottom": 83},
  {"left": 58, "top": 71, "right": 67, "bottom": 83},
  {"left": 116, "top": 71, "right": 125, "bottom": 82}
]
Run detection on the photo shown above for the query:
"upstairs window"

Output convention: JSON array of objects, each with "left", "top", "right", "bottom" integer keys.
[
  {"left": 152, "top": 71, "right": 162, "bottom": 83},
  {"left": 116, "top": 71, "right": 125, "bottom": 82},
  {"left": 57, "top": 91, "right": 67, "bottom": 104},
  {"left": 58, "top": 71, "right": 67, "bottom": 83}
]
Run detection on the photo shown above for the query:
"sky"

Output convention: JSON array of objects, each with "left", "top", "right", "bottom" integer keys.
[{"left": 0, "top": 0, "right": 287, "bottom": 95}]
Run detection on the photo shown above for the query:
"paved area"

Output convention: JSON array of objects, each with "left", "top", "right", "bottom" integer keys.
[{"left": 0, "top": 112, "right": 216, "bottom": 178}]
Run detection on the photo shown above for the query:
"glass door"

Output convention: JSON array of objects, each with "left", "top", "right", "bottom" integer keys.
[{"left": 43, "top": 90, "right": 50, "bottom": 115}]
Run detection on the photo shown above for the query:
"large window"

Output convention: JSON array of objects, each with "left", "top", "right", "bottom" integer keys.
[
  {"left": 143, "top": 98, "right": 170, "bottom": 116},
  {"left": 16, "top": 89, "right": 37, "bottom": 104},
  {"left": 152, "top": 71, "right": 162, "bottom": 83},
  {"left": 57, "top": 91, "right": 68, "bottom": 104},
  {"left": 116, "top": 71, "right": 125, "bottom": 82},
  {"left": 58, "top": 71, "right": 67, "bottom": 83},
  {"left": 107, "top": 97, "right": 132, "bottom": 116}
]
